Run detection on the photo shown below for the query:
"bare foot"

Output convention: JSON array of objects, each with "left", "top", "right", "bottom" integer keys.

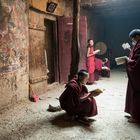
[
  {"left": 87, "top": 118, "right": 96, "bottom": 122},
  {"left": 77, "top": 117, "right": 92, "bottom": 126},
  {"left": 128, "top": 117, "right": 137, "bottom": 123}
]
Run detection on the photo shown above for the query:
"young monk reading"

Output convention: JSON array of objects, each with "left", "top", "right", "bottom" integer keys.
[{"left": 59, "top": 69, "right": 102, "bottom": 125}]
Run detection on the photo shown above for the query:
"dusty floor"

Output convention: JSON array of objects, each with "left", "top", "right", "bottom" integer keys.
[{"left": 0, "top": 69, "right": 140, "bottom": 140}]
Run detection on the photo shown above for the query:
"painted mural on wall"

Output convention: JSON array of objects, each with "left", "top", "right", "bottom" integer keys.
[{"left": 0, "top": 0, "right": 28, "bottom": 73}]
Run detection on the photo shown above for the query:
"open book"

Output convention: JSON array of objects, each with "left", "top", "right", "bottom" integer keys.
[
  {"left": 89, "top": 88, "right": 103, "bottom": 97},
  {"left": 115, "top": 56, "right": 127, "bottom": 65}
]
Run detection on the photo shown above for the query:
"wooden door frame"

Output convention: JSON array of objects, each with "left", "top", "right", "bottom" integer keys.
[{"left": 44, "top": 19, "right": 59, "bottom": 83}]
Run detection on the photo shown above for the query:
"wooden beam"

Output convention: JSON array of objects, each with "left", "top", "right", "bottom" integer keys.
[{"left": 69, "top": 0, "right": 81, "bottom": 80}]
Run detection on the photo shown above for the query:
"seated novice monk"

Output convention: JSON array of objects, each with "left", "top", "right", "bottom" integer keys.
[
  {"left": 101, "top": 58, "right": 110, "bottom": 78},
  {"left": 59, "top": 70, "right": 99, "bottom": 124}
]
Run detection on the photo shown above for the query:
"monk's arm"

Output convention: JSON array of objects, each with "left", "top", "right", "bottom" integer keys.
[
  {"left": 86, "top": 48, "right": 93, "bottom": 57},
  {"left": 80, "top": 89, "right": 103, "bottom": 102},
  {"left": 80, "top": 93, "right": 90, "bottom": 102},
  {"left": 127, "top": 47, "right": 140, "bottom": 67},
  {"left": 87, "top": 48, "right": 100, "bottom": 57}
]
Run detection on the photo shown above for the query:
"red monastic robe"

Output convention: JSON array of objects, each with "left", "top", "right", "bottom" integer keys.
[
  {"left": 59, "top": 79, "right": 97, "bottom": 117},
  {"left": 86, "top": 46, "right": 95, "bottom": 83},
  {"left": 125, "top": 40, "right": 140, "bottom": 121}
]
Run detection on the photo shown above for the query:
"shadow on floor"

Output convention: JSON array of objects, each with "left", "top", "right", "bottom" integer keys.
[
  {"left": 50, "top": 112, "right": 96, "bottom": 131},
  {"left": 50, "top": 113, "right": 79, "bottom": 127},
  {"left": 0, "top": 113, "right": 95, "bottom": 140}
]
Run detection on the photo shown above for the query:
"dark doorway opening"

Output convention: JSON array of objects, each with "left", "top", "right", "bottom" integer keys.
[{"left": 44, "top": 19, "right": 58, "bottom": 84}]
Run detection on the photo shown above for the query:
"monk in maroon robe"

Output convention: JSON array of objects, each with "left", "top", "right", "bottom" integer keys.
[
  {"left": 101, "top": 58, "right": 110, "bottom": 78},
  {"left": 94, "top": 58, "right": 103, "bottom": 80},
  {"left": 59, "top": 70, "right": 98, "bottom": 123},
  {"left": 125, "top": 29, "right": 140, "bottom": 123}
]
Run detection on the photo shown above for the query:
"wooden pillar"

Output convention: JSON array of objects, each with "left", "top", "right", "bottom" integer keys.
[{"left": 69, "top": 0, "right": 81, "bottom": 80}]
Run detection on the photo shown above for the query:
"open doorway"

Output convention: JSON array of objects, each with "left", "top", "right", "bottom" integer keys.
[{"left": 44, "top": 19, "right": 58, "bottom": 84}]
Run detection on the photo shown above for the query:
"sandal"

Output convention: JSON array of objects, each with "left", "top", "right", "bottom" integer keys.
[
  {"left": 76, "top": 117, "right": 91, "bottom": 126},
  {"left": 128, "top": 117, "right": 138, "bottom": 123}
]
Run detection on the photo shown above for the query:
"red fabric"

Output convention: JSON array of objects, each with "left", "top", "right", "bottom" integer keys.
[
  {"left": 94, "top": 70, "right": 100, "bottom": 81},
  {"left": 101, "top": 60, "right": 110, "bottom": 77},
  {"left": 125, "top": 40, "right": 140, "bottom": 121},
  {"left": 104, "top": 60, "right": 110, "bottom": 68},
  {"left": 88, "top": 73, "right": 95, "bottom": 83},
  {"left": 33, "top": 95, "right": 39, "bottom": 102},
  {"left": 59, "top": 79, "right": 97, "bottom": 117},
  {"left": 94, "top": 58, "right": 103, "bottom": 81},
  {"left": 95, "top": 58, "right": 103, "bottom": 71},
  {"left": 87, "top": 47, "right": 95, "bottom": 74}
]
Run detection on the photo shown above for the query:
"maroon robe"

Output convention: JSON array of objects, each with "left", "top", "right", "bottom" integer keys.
[
  {"left": 86, "top": 46, "right": 95, "bottom": 84},
  {"left": 101, "top": 60, "right": 110, "bottom": 78},
  {"left": 95, "top": 58, "right": 103, "bottom": 80},
  {"left": 125, "top": 40, "right": 140, "bottom": 121},
  {"left": 59, "top": 79, "right": 97, "bottom": 117}
]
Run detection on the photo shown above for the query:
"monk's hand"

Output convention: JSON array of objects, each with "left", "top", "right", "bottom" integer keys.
[
  {"left": 124, "top": 56, "right": 130, "bottom": 62},
  {"left": 125, "top": 57, "right": 134, "bottom": 63},
  {"left": 89, "top": 88, "right": 103, "bottom": 97}
]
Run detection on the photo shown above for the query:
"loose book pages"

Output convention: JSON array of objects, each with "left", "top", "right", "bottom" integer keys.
[{"left": 122, "top": 43, "right": 131, "bottom": 50}]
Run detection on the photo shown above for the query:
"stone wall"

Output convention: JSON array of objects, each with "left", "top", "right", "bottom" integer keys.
[
  {"left": 0, "top": 0, "right": 73, "bottom": 109},
  {"left": 0, "top": 0, "right": 29, "bottom": 109}
]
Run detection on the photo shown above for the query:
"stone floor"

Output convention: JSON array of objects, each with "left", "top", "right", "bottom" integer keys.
[{"left": 0, "top": 69, "right": 140, "bottom": 140}]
